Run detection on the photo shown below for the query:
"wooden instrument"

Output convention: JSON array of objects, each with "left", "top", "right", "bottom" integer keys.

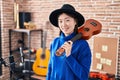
[
  {"left": 32, "top": 31, "right": 50, "bottom": 76},
  {"left": 56, "top": 19, "right": 102, "bottom": 56},
  {"left": 14, "top": 2, "right": 20, "bottom": 29}
]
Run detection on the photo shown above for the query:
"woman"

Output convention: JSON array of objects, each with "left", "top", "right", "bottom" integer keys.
[{"left": 46, "top": 4, "right": 92, "bottom": 80}]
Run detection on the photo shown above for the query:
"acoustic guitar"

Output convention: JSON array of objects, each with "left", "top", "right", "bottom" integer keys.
[
  {"left": 56, "top": 19, "right": 102, "bottom": 56},
  {"left": 32, "top": 31, "right": 50, "bottom": 76}
]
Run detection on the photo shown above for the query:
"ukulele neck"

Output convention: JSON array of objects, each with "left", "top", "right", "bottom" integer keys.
[{"left": 71, "top": 33, "right": 82, "bottom": 42}]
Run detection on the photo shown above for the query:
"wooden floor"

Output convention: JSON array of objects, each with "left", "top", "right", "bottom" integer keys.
[{"left": 31, "top": 74, "right": 46, "bottom": 80}]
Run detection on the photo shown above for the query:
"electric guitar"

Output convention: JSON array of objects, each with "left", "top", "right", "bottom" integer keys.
[
  {"left": 32, "top": 31, "right": 50, "bottom": 76},
  {"left": 56, "top": 19, "right": 102, "bottom": 56}
]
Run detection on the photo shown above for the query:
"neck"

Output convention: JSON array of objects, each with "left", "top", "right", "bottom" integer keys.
[{"left": 64, "top": 31, "right": 74, "bottom": 36}]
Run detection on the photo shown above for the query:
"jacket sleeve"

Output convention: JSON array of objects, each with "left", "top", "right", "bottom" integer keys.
[
  {"left": 46, "top": 44, "right": 52, "bottom": 80},
  {"left": 46, "top": 38, "right": 59, "bottom": 80},
  {"left": 46, "top": 58, "right": 52, "bottom": 80},
  {"left": 65, "top": 40, "right": 92, "bottom": 80}
]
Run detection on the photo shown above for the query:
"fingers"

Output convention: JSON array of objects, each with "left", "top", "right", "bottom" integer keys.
[
  {"left": 62, "top": 41, "right": 72, "bottom": 49},
  {"left": 61, "top": 41, "right": 73, "bottom": 57},
  {"left": 63, "top": 41, "right": 73, "bottom": 46},
  {"left": 67, "top": 41, "right": 73, "bottom": 45}
]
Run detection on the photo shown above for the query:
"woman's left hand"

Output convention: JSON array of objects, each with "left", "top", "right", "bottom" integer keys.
[{"left": 61, "top": 41, "right": 73, "bottom": 57}]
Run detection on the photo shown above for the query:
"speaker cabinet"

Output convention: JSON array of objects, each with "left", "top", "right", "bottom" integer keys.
[
  {"left": 23, "top": 59, "right": 34, "bottom": 74},
  {"left": 19, "top": 12, "right": 31, "bottom": 28}
]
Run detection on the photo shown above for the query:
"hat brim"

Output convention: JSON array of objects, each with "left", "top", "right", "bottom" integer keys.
[{"left": 49, "top": 9, "right": 85, "bottom": 27}]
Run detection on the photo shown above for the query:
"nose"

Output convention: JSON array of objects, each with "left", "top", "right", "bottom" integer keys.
[{"left": 61, "top": 21, "right": 66, "bottom": 27}]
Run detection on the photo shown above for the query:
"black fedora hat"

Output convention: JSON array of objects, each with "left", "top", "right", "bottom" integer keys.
[{"left": 49, "top": 4, "right": 85, "bottom": 27}]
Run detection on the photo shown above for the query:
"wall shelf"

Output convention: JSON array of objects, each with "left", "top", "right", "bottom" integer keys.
[{"left": 9, "top": 28, "right": 43, "bottom": 79}]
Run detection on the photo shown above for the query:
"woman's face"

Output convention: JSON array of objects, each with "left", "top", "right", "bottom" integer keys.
[{"left": 58, "top": 13, "right": 77, "bottom": 36}]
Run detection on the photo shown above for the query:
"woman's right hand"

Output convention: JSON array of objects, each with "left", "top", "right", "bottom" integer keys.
[{"left": 61, "top": 41, "right": 73, "bottom": 57}]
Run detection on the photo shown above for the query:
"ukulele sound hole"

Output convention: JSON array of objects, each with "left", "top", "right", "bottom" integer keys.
[
  {"left": 84, "top": 28, "right": 90, "bottom": 32},
  {"left": 90, "top": 22, "right": 97, "bottom": 26}
]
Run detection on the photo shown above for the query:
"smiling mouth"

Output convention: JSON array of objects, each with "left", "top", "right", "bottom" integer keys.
[
  {"left": 63, "top": 29, "right": 68, "bottom": 32},
  {"left": 62, "top": 27, "right": 69, "bottom": 30}
]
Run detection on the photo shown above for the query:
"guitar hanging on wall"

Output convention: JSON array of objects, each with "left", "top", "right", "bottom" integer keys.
[{"left": 32, "top": 31, "right": 50, "bottom": 76}]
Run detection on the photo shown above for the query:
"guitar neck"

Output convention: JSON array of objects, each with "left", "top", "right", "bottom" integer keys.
[{"left": 42, "top": 31, "right": 47, "bottom": 54}]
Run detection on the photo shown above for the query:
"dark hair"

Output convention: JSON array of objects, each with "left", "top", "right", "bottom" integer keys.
[{"left": 58, "top": 12, "right": 78, "bottom": 35}]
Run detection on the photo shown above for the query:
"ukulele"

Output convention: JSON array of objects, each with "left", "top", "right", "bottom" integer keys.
[
  {"left": 32, "top": 31, "right": 50, "bottom": 76},
  {"left": 56, "top": 19, "right": 102, "bottom": 56}
]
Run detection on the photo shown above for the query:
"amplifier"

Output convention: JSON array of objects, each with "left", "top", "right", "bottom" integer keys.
[
  {"left": 19, "top": 12, "right": 31, "bottom": 28},
  {"left": 23, "top": 59, "right": 34, "bottom": 74}
]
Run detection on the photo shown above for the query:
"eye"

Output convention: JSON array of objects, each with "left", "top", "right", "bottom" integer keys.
[
  {"left": 66, "top": 19, "right": 70, "bottom": 22},
  {"left": 58, "top": 20, "right": 62, "bottom": 23}
]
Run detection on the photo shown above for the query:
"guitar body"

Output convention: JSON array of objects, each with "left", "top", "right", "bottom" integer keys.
[{"left": 32, "top": 48, "right": 50, "bottom": 76}]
